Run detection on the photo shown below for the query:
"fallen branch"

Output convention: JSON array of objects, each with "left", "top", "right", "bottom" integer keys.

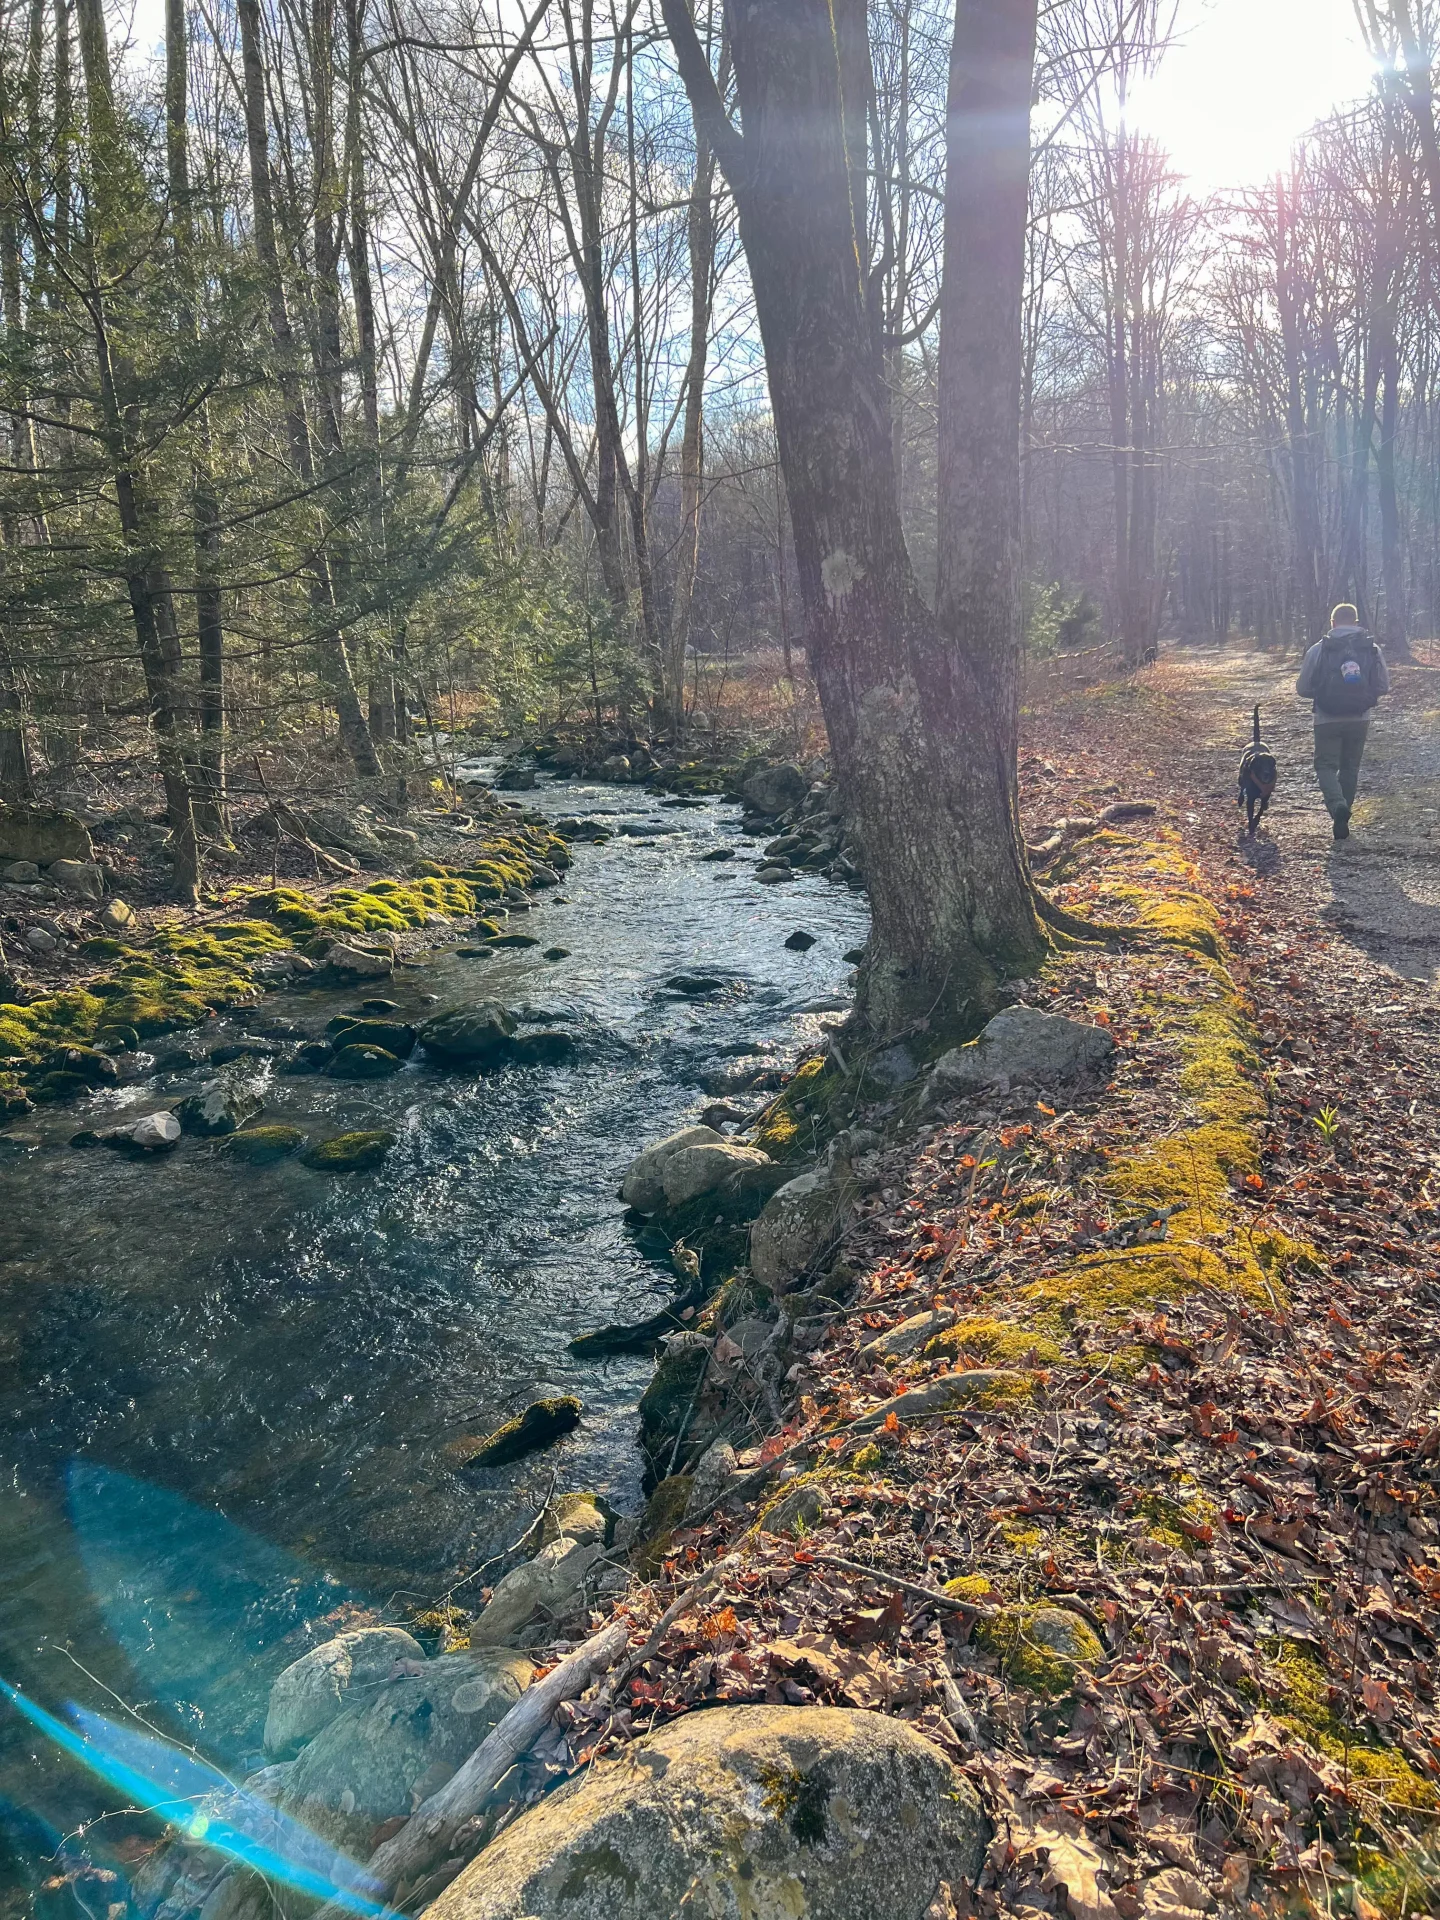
[
  {"left": 312, "top": 1620, "right": 628, "bottom": 1919},
  {"left": 802, "top": 1550, "right": 997, "bottom": 1618}
]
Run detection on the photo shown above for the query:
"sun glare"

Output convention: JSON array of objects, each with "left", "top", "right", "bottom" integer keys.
[{"left": 1123, "top": 0, "right": 1377, "bottom": 190}]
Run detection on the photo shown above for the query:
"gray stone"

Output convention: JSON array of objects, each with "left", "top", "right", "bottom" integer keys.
[
  {"left": 0, "top": 803, "right": 94, "bottom": 867},
  {"left": 47, "top": 859, "right": 104, "bottom": 900},
  {"left": 274, "top": 1649, "right": 533, "bottom": 1854},
  {"left": 177, "top": 1084, "right": 264, "bottom": 1138},
  {"left": 686, "top": 1440, "right": 739, "bottom": 1518},
  {"left": 600, "top": 755, "right": 631, "bottom": 780},
  {"left": 620, "top": 1124, "right": 725, "bottom": 1214},
  {"left": 325, "top": 940, "right": 394, "bottom": 980},
  {"left": 264, "top": 1625, "right": 427, "bottom": 1758},
  {"left": 750, "top": 1157, "right": 854, "bottom": 1294},
  {"left": 131, "top": 1111, "right": 182, "bottom": 1151},
  {"left": 99, "top": 898, "right": 134, "bottom": 933},
  {"left": 756, "top": 863, "right": 795, "bottom": 884},
  {"left": 661, "top": 1140, "right": 772, "bottom": 1210},
  {"left": 859, "top": 1307, "right": 958, "bottom": 1363},
  {"left": 766, "top": 1481, "right": 824, "bottom": 1536},
  {"left": 851, "top": 1368, "right": 1020, "bottom": 1429},
  {"left": 924, "top": 1006, "right": 1115, "bottom": 1106},
  {"left": 538, "top": 1492, "right": 610, "bottom": 1551},
  {"left": 742, "top": 763, "right": 809, "bottom": 817},
  {"left": 2, "top": 860, "right": 39, "bottom": 883},
  {"left": 467, "top": 1536, "right": 601, "bottom": 1648},
  {"left": 424, "top": 1705, "right": 987, "bottom": 1920},
  {"left": 24, "top": 926, "right": 56, "bottom": 951},
  {"left": 418, "top": 1002, "right": 518, "bottom": 1066}
]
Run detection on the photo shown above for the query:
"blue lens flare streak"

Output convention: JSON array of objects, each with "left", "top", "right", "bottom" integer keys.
[{"left": 0, "top": 1681, "right": 386, "bottom": 1916}]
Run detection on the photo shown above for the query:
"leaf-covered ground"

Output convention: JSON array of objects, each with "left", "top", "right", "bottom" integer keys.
[{"left": 485, "top": 649, "right": 1440, "bottom": 1920}]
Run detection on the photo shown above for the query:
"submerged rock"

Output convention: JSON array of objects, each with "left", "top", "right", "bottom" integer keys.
[
  {"left": 264, "top": 1624, "right": 426, "bottom": 1758},
  {"left": 301, "top": 1130, "right": 395, "bottom": 1172},
  {"left": 418, "top": 1003, "right": 517, "bottom": 1066},
  {"left": 511, "top": 1030, "right": 575, "bottom": 1066},
  {"left": 326, "top": 1018, "right": 417, "bottom": 1057},
  {"left": 424, "top": 1705, "right": 986, "bottom": 1920},
  {"left": 924, "top": 1005, "right": 1115, "bottom": 1106},
  {"left": 454, "top": 1395, "right": 582, "bottom": 1471},
  {"left": 785, "top": 929, "right": 818, "bottom": 951}
]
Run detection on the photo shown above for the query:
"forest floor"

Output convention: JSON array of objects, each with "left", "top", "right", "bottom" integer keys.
[{"left": 549, "top": 644, "right": 1440, "bottom": 1920}]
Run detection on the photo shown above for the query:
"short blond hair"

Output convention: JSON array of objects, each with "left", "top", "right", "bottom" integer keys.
[{"left": 1330, "top": 603, "right": 1360, "bottom": 627}]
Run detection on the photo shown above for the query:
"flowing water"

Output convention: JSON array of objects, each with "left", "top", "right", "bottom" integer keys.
[{"left": 0, "top": 773, "right": 867, "bottom": 1913}]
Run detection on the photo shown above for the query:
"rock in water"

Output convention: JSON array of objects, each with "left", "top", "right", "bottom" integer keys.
[
  {"left": 130, "top": 1111, "right": 181, "bottom": 1152},
  {"left": 325, "top": 1018, "right": 416, "bottom": 1057},
  {"left": 423, "top": 1706, "right": 986, "bottom": 1920},
  {"left": 418, "top": 1003, "right": 518, "bottom": 1066},
  {"left": 660, "top": 1140, "right": 772, "bottom": 1209},
  {"left": 325, "top": 1043, "right": 403, "bottom": 1080},
  {"left": 785, "top": 929, "right": 818, "bottom": 951},
  {"left": 741, "top": 763, "right": 808, "bottom": 817},
  {"left": 177, "top": 1085, "right": 264, "bottom": 1137},
  {"left": 272, "top": 1650, "right": 533, "bottom": 1854},
  {"left": 0, "top": 802, "right": 94, "bottom": 866},
  {"left": 511, "top": 1030, "right": 575, "bottom": 1066},
  {"left": 924, "top": 1005, "right": 1115, "bottom": 1106},
  {"left": 324, "top": 941, "right": 394, "bottom": 980},
  {"left": 619, "top": 1125, "right": 725, "bottom": 1213},
  {"left": 225, "top": 1125, "right": 306, "bottom": 1165},
  {"left": 301, "top": 1130, "right": 395, "bottom": 1172},
  {"left": 264, "top": 1625, "right": 427, "bottom": 1758},
  {"left": 664, "top": 973, "right": 726, "bottom": 995},
  {"left": 453, "top": 1395, "right": 582, "bottom": 1471},
  {"left": 467, "top": 1535, "right": 600, "bottom": 1648}
]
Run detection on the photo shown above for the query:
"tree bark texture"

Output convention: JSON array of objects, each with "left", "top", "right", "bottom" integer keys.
[{"left": 664, "top": 0, "right": 1043, "bottom": 1038}]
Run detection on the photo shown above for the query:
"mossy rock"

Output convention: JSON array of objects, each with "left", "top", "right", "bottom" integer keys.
[
  {"left": 226, "top": 1125, "right": 306, "bottom": 1165},
  {"left": 326, "top": 1044, "right": 403, "bottom": 1080},
  {"left": 486, "top": 932, "right": 540, "bottom": 949},
  {"left": 325, "top": 1017, "right": 416, "bottom": 1056},
  {"left": 462, "top": 1395, "right": 582, "bottom": 1469},
  {"left": 979, "top": 1605, "right": 1102, "bottom": 1696},
  {"left": 301, "top": 1130, "right": 396, "bottom": 1172},
  {"left": 633, "top": 1473, "right": 696, "bottom": 1578}
]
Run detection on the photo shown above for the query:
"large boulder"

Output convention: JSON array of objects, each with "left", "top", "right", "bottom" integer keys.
[
  {"left": 424, "top": 1705, "right": 987, "bottom": 1920},
  {"left": 48, "top": 858, "right": 105, "bottom": 900},
  {"left": 264, "top": 1625, "right": 426, "bottom": 1758},
  {"left": 741, "top": 763, "right": 808, "bottom": 818},
  {"left": 177, "top": 1084, "right": 265, "bottom": 1138},
  {"left": 418, "top": 1003, "right": 518, "bottom": 1067},
  {"left": 0, "top": 802, "right": 94, "bottom": 867},
  {"left": 619, "top": 1125, "right": 725, "bottom": 1213},
  {"left": 924, "top": 1006, "right": 1115, "bottom": 1106},
  {"left": 467, "top": 1536, "right": 601, "bottom": 1648},
  {"left": 273, "top": 1648, "right": 533, "bottom": 1854},
  {"left": 661, "top": 1140, "right": 772, "bottom": 1210}
]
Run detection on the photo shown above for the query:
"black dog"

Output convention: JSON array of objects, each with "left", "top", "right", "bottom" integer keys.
[
  {"left": 1237, "top": 704, "right": 1278, "bottom": 834},
  {"left": 1139, "top": 643, "right": 1158, "bottom": 666}
]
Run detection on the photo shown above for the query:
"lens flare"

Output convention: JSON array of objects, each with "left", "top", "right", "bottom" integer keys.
[{"left": 0, "top": 1681, "right": 386, "bottom": 1916}]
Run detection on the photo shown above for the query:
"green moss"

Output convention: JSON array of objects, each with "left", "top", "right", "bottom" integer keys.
[
  {"left": 225, "top": 1125, "right": 306, "bottom": 1165},
  {"left": 1251, "top": 1642, "right": 1439, "bottom": 1812},
  {"left": 979, "top": 1604, "right": 1103, "bottom": 1696},
  {"left": 752, "top": 1055, "right": 851, "bottom": 1161},
  {"left": 926, "top": 1317, "right": 1065, "bottom": 1369},
  {"left": 301, "top": 1130, "right": 396, "bottom": 1172},
  {"left": 461, "top": 1395, "right": 582, "bottom": 1469},
  {"left": 1136, "top": 1484, "right": 1217, "bottom": 1550},
  {"left": 851, "top": 1443, "right": 883, "bottom": 1473},
  {"left": 943, "top": 1574, "right": 993, "bottom": 1603}
]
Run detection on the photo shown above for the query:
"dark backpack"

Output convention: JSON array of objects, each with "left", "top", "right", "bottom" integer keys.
[{"left": 1315, "top": 631, "right": 1378, "bottom": 717}]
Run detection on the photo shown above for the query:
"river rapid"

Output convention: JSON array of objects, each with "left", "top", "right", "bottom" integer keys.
[{"left": 0, "top": 770, "right": 867, "bottom": 1913}]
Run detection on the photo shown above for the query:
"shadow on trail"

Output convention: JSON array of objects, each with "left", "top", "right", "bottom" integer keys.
[{"left": 1322, "top": 854, "right": 1440, "bottom": 981}]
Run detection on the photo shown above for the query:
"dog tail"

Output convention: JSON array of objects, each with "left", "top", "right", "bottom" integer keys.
[{"left": 1253, "top": 704, "right": 1261, "bottom": 746}]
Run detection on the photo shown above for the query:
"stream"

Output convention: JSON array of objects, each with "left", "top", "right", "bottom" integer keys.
[{"left": 0, "top": 771, "right": 867, "bottom": 1914}]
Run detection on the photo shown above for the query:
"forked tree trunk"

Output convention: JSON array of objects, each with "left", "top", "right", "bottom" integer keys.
[{"left": 663, "top": 0, "right": 1044, "bottom": 1039}]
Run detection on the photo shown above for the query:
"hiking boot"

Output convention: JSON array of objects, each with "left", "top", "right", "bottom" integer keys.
[{"left": 1333, "top": 808, "right": 1351, "bottom": 842}]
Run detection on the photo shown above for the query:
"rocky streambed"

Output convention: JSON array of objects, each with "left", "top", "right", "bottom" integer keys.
[{"left": 0, "top": 769, "right": 867, "bottom": 1914}]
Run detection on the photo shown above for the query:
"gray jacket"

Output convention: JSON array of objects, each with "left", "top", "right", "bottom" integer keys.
[{"left": 1296, "top": 627, "right": 1390, "bottom": 722}]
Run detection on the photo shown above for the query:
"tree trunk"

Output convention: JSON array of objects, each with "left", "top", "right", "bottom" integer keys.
[
  {"left": 663, "top": 0, "right": 1044, "bottom": 1038},
  {"left": 235, "top": 0, "right": 380, "bottom": 779},
  {"left": 166, "top": 0, "right": 227, "bottom": 835},
  {"left": 76, "top": 0, "right": 200, "bottom": 903},
  {"left": 667, "top": 103, "right": 718, "bottom": 737}
]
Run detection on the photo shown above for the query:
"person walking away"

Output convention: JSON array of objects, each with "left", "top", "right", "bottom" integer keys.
[{"left": 1295, "top": 604, "right": 1390, "bottom": 841}]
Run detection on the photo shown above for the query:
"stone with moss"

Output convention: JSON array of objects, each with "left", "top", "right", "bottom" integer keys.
[
  {"left": 460, "top": 1395, "right": 582, "bottom": 1470},
  {"left": 226, "top": 1125, "right": 307, "bottom": 1165},
  {"left": 325, "top": 1017, "right": 416, "bottom": 1056},
  {"left": 326, "top": 1043, "right": 403, "bottom": 1080},
  {"left": 924, "top": 1006, "right": 1115, "bottom": 1107},
  {"left": 301, "top": 1130, "right": 396, "bottom": 1172},
  {"left": 418, "top": 1003, "right": 517, "bottom": 1067},
  {"left": 980, "top": 1605, "right": 1102, "bottom": 1695}
]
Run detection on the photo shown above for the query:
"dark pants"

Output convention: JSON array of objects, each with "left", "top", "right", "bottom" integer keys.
[{"left": 1313, "top": 717, "right": 1369, "bottom": 818}]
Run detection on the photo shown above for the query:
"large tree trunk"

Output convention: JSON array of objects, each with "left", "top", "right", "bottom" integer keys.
[
  {"left": 667, "top": 106, "right": 718, "bottom": 736},
  {"left": 663, "top": 0, "right": 1043, "bottom": 1039}
]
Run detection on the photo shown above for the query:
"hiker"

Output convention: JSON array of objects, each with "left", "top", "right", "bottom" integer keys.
[{"left": 1295, "top": 604, "right": 1390, "bottom": 842}]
